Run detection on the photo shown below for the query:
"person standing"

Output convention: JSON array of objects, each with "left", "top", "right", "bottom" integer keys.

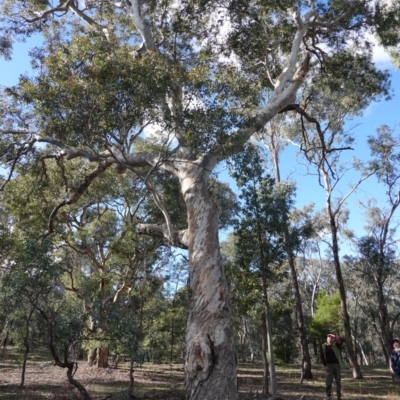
[
  {"left": 390, "top": 338, "right": 400, "bottom": 383},
  {"left": 320, "top": 333, "right": 345, "bottom": 400}
]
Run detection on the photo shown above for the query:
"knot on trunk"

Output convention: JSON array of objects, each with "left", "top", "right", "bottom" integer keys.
[{"left": 185, "top": 335, "right": 216, "bottom": 392}]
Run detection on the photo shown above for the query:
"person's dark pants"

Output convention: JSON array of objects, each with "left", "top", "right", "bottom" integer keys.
[{"left": 325, "top": 363, "right": 341, "bottom": 398}]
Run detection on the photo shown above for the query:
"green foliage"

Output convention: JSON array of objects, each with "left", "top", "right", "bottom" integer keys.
[
  {"left": 0, "top": 236, "right": 85, "bottom": 357},
  {"left": 270, "top": 298, "right": 298, "bottom": 363},
  {"left": 19, "top": 35, "right": 171, "bottom": 148},
  {"left": 0, "top": 0, "right": 397, "bottom": 382},
  {"left": 375, "top": 0, "right": 400, "bottom": 68},
  {"left": 230, "top": 144, "right": 294, "bottom": 280},
  {"left": 309, "top": 290, "right": 343, "bottom": 340}
]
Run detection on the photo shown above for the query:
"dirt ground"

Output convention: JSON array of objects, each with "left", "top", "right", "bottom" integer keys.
[{"left": 1, "top": 349, "right": 400, "bottom": 400}]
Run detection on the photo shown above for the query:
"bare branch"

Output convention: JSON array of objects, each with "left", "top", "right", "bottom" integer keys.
[
  {"left": 0, "top": 129, "right": 32, "bottom": 135},
  {"left": 314, "top": 10, "right": 353, "bottom": 28},
  {"left": 69, "top": 2, "right": 105, "bottom": 30},
  {"left": 211, "top": 53, "right": 311, "bottom": 159},
  {"left": 23, "top": 0, "right": 74, "bottom": 23},
  {"left": 137, "top": 223, "right": 189, "bottom": 249}
]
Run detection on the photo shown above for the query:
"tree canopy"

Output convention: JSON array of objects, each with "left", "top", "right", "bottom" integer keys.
[{"left": 0, "top": 0, "right": 399, "bottom": 399}]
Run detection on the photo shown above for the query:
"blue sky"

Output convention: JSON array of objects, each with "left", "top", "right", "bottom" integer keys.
[{"left": 1, "top": 34, "right": 400, "bottom": 256}]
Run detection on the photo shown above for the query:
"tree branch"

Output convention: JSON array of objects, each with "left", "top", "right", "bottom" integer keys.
[
  {"left": 274, "top": 9, "right": 316, "bottom": 94},
  {"left": 46, "top": 162, "right": 112, "bottom": 236},
  {"left": 211, "top": 53, "right": 311, "bottom": 159},
  {"left": 126, "top": 0, "right": 157, "bottom": 53},
  {"left": 69, "top": 2, "right": 105, "bottom": 30},
  {"left": 137, "top": 223, "right": 189, "bottom": 249},
  {"left": 23, "top": 0, "right": 75, "bottom": 23}
]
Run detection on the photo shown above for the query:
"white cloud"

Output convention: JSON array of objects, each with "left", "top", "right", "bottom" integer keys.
[{"left": 367, "top": 34, "right": 393, "bottom": 67}]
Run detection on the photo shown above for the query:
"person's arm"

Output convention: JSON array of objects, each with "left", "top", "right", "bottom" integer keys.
[
  {"left": 320, "top": 345, "right": 329, "bottom": 370},
  {"left": 335, "top": 335, "right": 345, "bottom": 348},
  {"left": 320, "top": 346, "right": 326, "bottom": 366},
  {"left": 391, "top": 352, "right": 399, "bottom": 372}
]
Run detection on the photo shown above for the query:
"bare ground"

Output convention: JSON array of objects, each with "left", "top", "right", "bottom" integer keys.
[{"left": 0, "top": 349, "right": 399, "bottom": 400}]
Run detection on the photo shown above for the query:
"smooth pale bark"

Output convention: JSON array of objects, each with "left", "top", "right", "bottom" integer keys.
[
  {"left": 352, "top": 335, "right": 369, "bottom": 366},
  {"left": 179, "top": 158, "right": 237, "bottom": 400}
]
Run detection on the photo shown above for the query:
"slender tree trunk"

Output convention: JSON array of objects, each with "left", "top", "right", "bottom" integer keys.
[
  {"left": 265, "top": 294, "right": 277, "bottom": 395},
  {"left": 170, "top": 309, "right": 175, "bottom": 363},
  {"left": 128, "top": 358, "right": 134, "bottom": 400},
  {"left": 87, "top": 348, "right": 97, "bottom": 366},
  {"left": 271, "top": 142, "right": 312, "bottom": 381},
  {"left": 66, "top": 363, "right": 92, "bottom": 400},
  {"left": 261, "top": 310, "right": 269, "bottom": 396},
  {"left": 329, "top": 212, "right": 362, "bottom": 379},
  {"left": 20, "top": 309, "right": 34, "bottom": 389},
  {"left": 20, "top": 341, "right": 29, "bottom": 389},
  {"left": 288, "top": 253, "right": 312, "bottom": 381},
  {"left": 1, "top": 319, "right": 13, "bottom": 349},
  {"left": 48, "top": 323, "right": 92, "bottom": 400},
  {"left": 352, "top": 335, "right": 369, "bottom": 366},
  {"left": 181, "top": 162, "right": 238, "bottom": 400},
  {"left": 377, "top": 278, "right": 391, "bottom": 364}
]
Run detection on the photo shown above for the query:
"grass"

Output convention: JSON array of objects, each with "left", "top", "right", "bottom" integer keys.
[{"left": 1, "top": 348, "right": 400, "bottom": 399}]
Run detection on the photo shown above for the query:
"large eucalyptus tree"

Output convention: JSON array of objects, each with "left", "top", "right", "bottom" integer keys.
[{"left": 0, "top": 1, "right": 391, "bottom": 398}]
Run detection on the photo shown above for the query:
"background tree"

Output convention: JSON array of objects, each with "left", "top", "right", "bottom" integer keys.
[
  {"left": 231, "top": 144, "right": 297, "bottom": 395},
  {"left": 257, "top": 118, "right": 314, "bottom": 381},
  {"left": 280, "top": 46, "right": 391, "bottom": 376},
  {"left": 0, "top": 236, "right": 91, "bottom": 398},
  {"left": 345, "top": 125, "right": 400, "bottom": 364}
]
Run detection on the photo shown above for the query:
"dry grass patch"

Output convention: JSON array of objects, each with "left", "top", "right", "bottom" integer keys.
[{"left": 1, "top": 349, "right": 400, "bottom": 399}]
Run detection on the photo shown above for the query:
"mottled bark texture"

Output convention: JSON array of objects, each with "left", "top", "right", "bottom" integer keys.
[{"left": 180, "top": 161, "right": 238, "bottom": 400}]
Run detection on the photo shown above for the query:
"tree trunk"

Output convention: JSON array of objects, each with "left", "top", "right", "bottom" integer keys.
[
  {"left": 261, "top": 310, "right": 269, "bottom": 396},
  {"left": 1, "top": 319, "right": 13, "bottom": 349},
  {"left": 19, "top": 341, "right": 29, "bottom": 389},
  {"left": 288, "top": 253, "right": 312, "bottom": 381},
  {"left": 87, "top": 348, "right": 97, "bottom": 366},
  {"left": 352, "top": 335, "right": 369, "bottom": 366},
  {"left": 269, "top": 138, "right": 312, "bottom": 381},
  {"left": 97, "top": 348, "right": 109, "bottom": 368},
  {"left": 265, "top": 295, "right": 277, "bottom": 395},
  {"left": 377, "top": 278, "right": 391, "bottom": 364},
  {"left": 66, "top": 363, "right": 92, "bottom": 400},
  {"left": 128, "top": 358, "right": 134, "bottom": 400},
  {"left": 329, "top": 213, "right": 363, "bottom": 379},
  {"left": 170, "top": 312, "right": 175, "bottom": 364},
  {"left": 181, "top": 161, "right": 238, "bottom": 400}
]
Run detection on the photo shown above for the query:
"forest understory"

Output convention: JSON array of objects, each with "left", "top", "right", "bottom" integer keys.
[{"left": 0, "top": 349, "right": 399, "bottom": 400}]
